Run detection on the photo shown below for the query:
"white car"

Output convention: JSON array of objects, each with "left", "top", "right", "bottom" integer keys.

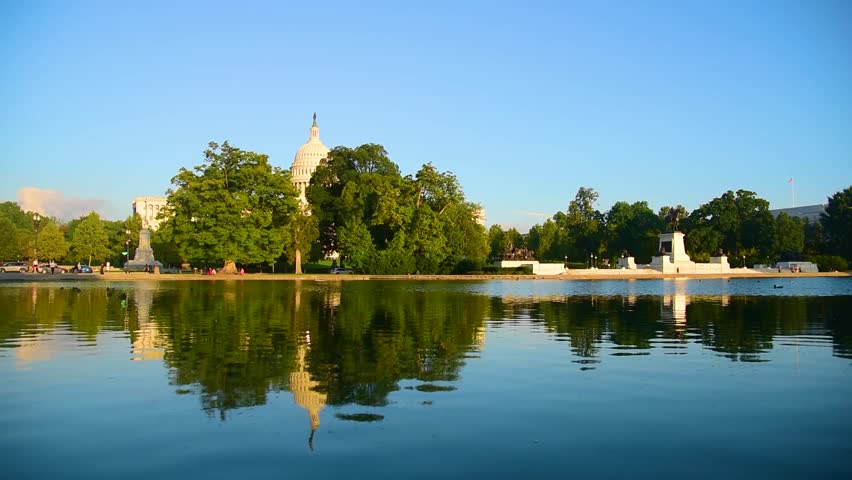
[
  {"left": 0, "top": 261, "right": 27, "bottom": 273},
  {"left": 329, "top": 267, "right": 354, "bottom": 274}
]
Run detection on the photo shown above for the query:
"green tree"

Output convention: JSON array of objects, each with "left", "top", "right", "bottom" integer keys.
[
  {"left": 528, "top": 219, "right": 560, "bottom": 261},
  {"left": 683, "top": 190, "right": 775, "bottom": 264},
  {"left": 150, "top": 222, "right": 183, "bottom": 267},
  {"left": 70, "top": 212, "right": 110, "bottom": 265},
  {"left": 0, "top": 203, "right": 37, "bottom": 262},
  {"left": 286, "top": 208, "right": 319, "bottom": 274},
  {"left": 803, "top": 220, "right": 826, "bottom": 256},
  {"left": 774, "top": 212, "right": 804, "bottom": 260},
  {"left": 0, "top": 202, "right": 32, "bottom": 231},
  {"left": 440, "top": 202, "right": 489, "bottom": 271},
  {"left": 605, "top": 201, "right": 662, "bottom": 263},
  {"left": 554, "top": 187, "right": 603, "bottom": 262},
  {"left": 487, "top": 224, "right": 506, "bottom": 260},
  {"left": 307, "top": 144, "right": 486, "bottom": 274},
  {"left": 100, "top": 216, "right": 140, "bottom": 267},
  {"left": 166, "top": 141, "right": 300, "bottom": 273},
  {"left": 307, "top": 144, "right": 403, "bottom": 256},
  {"left": 821, "top": 186, "right": 852, "bottom": 261},
  {"left": 35, "top": 222, "right": 68, "bottom": 261},
  {"left": 0, "top": 216, "right": 22, "bottom": 261}
]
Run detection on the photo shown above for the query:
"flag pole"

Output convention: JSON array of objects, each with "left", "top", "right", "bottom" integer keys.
[{"left": 789, "top": 177, "right": 795, "bottom": 207}]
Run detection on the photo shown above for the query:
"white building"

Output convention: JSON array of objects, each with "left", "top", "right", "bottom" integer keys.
[
  {"left": 290, "top": 113, "right": 330, "bottom": 204},
  {"left": 133, "top": 196, "right": 167, "bottom": 230}
]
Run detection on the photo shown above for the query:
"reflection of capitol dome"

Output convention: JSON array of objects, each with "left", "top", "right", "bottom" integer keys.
[
  {"left": 290, "top": 113, "right": 330, "bottom": 203},
  {"left": 289, "top": 341, "right": 327, "bottom": 433}
]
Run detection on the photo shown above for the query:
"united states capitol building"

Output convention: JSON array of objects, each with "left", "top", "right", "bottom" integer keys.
[
  {"left": 133, "top": 114, "right": 330, "bottom": 228},
  {"left": 134, "top": 114, "right": 483, "bottom": 228}
]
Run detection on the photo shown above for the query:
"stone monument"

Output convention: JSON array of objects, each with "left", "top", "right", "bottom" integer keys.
[
  {"left": 650, "top": 231, "right": 696, "bottom": 273},
  {"left": 126, "top": 229, "right": 163, "bottom": 272}
]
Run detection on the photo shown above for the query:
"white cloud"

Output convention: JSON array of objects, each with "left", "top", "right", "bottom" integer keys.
[
  {"left": 512, "top": 210, "right": 550, "bottom": 219},
  {"left": 17, "top": 187, "right": 110, "bottom": 220}
]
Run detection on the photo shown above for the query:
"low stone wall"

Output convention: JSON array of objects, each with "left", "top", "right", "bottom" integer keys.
[
  {"left": 533, "top": 263, "right": 566, "bottom": 275},
  {"left": 495, "top": 260, "right": 566, "bottom": 275}
]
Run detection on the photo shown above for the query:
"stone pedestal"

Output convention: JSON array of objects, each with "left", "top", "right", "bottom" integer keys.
[
  {"left": 709, "top": 255, "right": 730, "bottom": 273},
  {"left": 650, "top": 231, "right": 696, "bottom": 273},
  {"left": 617, "top": 256, "right": 637, "bottom": 269},
  {"left": 126, "top": 229, "right": 163, "bottom": 271}
]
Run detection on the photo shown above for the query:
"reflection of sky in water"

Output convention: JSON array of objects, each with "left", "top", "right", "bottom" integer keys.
[{"left": 417, "top": 277, "right": 852, "bottom": 298}]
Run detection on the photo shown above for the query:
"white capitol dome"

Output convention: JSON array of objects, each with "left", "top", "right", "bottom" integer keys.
[{"left": 290, "top": 113, "right": 330, "bottom": 202}]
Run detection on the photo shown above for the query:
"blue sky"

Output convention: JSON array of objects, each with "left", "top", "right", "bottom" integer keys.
[{"left": 2, "top": 0, "right": 850, "bottom": 230}]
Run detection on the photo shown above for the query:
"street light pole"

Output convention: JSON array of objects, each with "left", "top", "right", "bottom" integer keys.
[
  {"left": 32, "top": 213, "right": 40, "bottom": 271},
  {"left": 125, "top": 229, "right": 131, "bottom": 273}
]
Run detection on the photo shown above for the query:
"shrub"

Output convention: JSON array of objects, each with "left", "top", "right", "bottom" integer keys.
[
  {"left": 806, "top": 254, "right": 849, "bottom": 272},
  {"left": 453, "top": 258, "right": 486, "bottom": 274}
]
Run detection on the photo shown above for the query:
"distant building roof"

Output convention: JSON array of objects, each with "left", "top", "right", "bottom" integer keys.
[{"left": 769, "top": 204, "right": 825, "bottom": 223}]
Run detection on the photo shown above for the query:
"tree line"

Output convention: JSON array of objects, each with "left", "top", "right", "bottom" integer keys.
[
  {"left": 1, "top": 137, "right": 849, "bottom": 274},
  {"left": 0, "top": 201, "right": 143, "bottom": 268},
  {"left": 494, "top": 185, "right": 851, "bottom": 271},
  {"left": 0, "top": 140, "right": 489, "bottom": 274}
]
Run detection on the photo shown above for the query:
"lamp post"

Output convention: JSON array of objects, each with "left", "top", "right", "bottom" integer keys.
[
  {"left": 593, "top": 254, "right": 597, "bottom": 269},
  {"left": 125, "top": 230, "right": 131, "bottom": 273},
  {"left": 564, "top": 255, "right": 567, "bottom": 268},
  {"left": 32, "top": 213, "right": 41, "bottom": 271},
  {"left": 742, "top": 255, "right": 746, "bottom": 269}
]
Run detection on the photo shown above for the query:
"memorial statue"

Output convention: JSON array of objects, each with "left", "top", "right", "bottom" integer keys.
[
  {"left": 666, "top": 207, "right": 681, "bottom": 232},
  {"left": 500, "top": 242, "right": 535, "bottom": 261}
]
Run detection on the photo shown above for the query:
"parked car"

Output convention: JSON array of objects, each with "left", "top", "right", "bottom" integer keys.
[
  {"left": 0, "top": 261, "right": 27, "bottom": 273},
  {"left": 71, "top": 264, "right": 93, "bottom": 273},
  {"left": 329, "top": 267, "right": 354, "bottom": 274},
  {"left": 38, "top": 263, "right": 67, "bottom": 274}
]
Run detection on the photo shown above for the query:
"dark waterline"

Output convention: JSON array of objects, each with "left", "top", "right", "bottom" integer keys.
[{"left": 1, "top": 278, "right": 851, "bottom": 479}]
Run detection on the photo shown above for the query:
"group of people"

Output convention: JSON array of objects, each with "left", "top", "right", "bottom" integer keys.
[
  {"left": 30, "top": 258, "right": 57, "bottom": 274},
  {"left": 201, "top": 266, "right": 245, "bottom": 275}
]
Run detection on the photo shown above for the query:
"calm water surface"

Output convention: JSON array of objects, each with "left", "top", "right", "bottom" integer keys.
[{"left": 1, "top": 278, "right": 851, "bottom": 479}]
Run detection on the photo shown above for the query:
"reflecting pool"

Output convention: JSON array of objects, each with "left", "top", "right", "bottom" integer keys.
[{"left": 1, "top": 278, "right": 851, "bottom": 478}]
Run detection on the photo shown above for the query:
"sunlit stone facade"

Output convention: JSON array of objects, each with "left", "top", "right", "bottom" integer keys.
[{"left": 133, "top": 196, "right": 167, "bottom": 230}]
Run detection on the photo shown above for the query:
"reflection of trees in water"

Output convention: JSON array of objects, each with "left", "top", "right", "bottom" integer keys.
[
  {"left": 306, "top": 282, "right": 489, "bottom": 407},
  {"left": 2, "top": 283, "right": 852, "bottom": 416},
  {"left": 0, "top": 286, "right": 127, "bottom": 347},
  {"left": 498, "top": 297, "right": 660, "bottom": 358},
  {"left": 151, "top": 282, "right": 299, "bottom": 420},
  {"left": 145, "top": 281, "right": 488, "bottom": 419},
  {"left": 684, "top": 297, "right": 844, "bottom": 362},
  {"left": 687, "top": 300, "right": 775, "bottom": 361},
  {"left": 821, "top": 298, "right": 852, "bottom": 360},
  {"left": 497, "top": 295, "right": 852, "bottom": 365}
]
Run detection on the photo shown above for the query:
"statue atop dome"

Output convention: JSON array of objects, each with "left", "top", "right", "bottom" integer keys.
[{"left": 312, "top": 112, "right": 317, "bottom": 126}]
